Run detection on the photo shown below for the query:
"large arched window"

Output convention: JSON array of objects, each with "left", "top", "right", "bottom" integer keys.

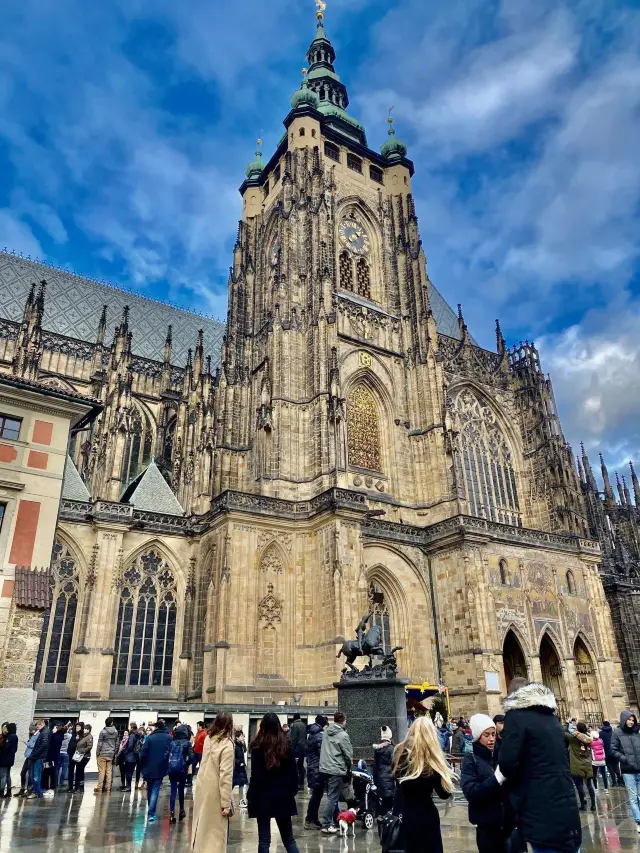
[
  {"left": 121, "top": 405, "right": 153, "bottom": 489},
  {"left": 43, "top": 540, "right": 79, "bottom": 684},
  {"left": 111, "top": 550, "right": 177, "bottom": 688},
  {"left": 368, "top": 582, "right": 391, "bottom": 655},
  {"left": 347, "top": 385, "right": 382, "bottom": 472},
  {"left": 451, "top": 388, "right": 521, "bottom": 526},
  {"left": 339, "top": 251, "right": 354, "bottom": 292}
]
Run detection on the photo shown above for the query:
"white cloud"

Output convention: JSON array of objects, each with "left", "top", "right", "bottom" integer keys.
[{"left": 0, "top": 211, "right": 44, "bottom": 258}]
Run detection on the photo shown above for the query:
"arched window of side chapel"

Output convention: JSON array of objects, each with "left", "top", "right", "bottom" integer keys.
[
  {"left": 42, "top": 539, "right": 80, "bottom": 685},
  {"left": 451, "top": 388, "right": 521, "bottom": 526},
  {"left": 347, "top": 384, "right": 382, "bottom": 473}
]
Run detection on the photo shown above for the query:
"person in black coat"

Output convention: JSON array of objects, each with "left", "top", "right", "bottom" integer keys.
[
  {"left": 304, "top": 715, "right": 327, "bottom": 829},
  {"left": 120, "top": 723, "right": 142, "bottom": 791},
  {"left": 461, "top": 714, "right": 512, "bottom": 853},
  {"left": 498, "top": 680, "right": 581, "bottom": 853},
  {"left": 28, "top": 720, "right": 50, "bottom": 798},
  {"left": 599, "top": 720, "right": 622, "bottom": 786},
  {"left": 373, "top": 726, "right": 395, "bottom": 813},
  {"left": 0, "top": 723, "right": 18, "bottom": 796},
  {"left": 247, "top": 713, "right": 300, "bottom": 853},
  {"left": 392, "top": 717, "right": 454, "bottom": 853},
  {"left": 232, "top": 727, "right": 248, "bottom": 806},
  {"left": 139, "top": 720, "right": 172, "bottom": 823},
  {"left": 45, "top": 725, "right": 65, "bottom": 791}
]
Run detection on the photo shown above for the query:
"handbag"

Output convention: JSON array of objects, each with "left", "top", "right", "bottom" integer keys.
[
  {"left": 378, "top": 812, "right": 405, "bottom": 853},
  {"left": 72, "top": 750, "right": 84, "bottom": 763}
]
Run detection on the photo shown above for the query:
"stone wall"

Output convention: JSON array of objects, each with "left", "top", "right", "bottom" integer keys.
[{"left": 1, "top": 603, "right": 45, "bottom": 687}]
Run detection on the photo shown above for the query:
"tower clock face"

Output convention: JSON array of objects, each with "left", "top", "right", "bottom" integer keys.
[{"left": 339, "top": 218, "right": 371, "bottom": 256}]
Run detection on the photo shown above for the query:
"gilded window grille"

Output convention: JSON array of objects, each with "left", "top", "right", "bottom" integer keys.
[
  {"left": 111, "top": 550, "right": 177, "bottom": 688},
  {"left": 339, "top": 251, "right": 354, "bottom": 292},
  {"left": 43, "top": 540, "right": 79, "bottom": 684},
  {"left": 347, "top": 385, "right": 382, "bottom": 472},
  {"left": 452, "top": 388, "right": 521, "bottom": 526},
  {"left": 356, "top": 258, "right": 371, "bottom": 300}
]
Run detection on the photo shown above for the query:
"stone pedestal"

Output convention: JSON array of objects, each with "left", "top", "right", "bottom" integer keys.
[{"left": 336, "top": 677, "right": 408, "bottom": 762}]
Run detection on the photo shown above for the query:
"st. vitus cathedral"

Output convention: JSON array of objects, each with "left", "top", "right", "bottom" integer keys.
[{"left": 0, "top": 7, "right": 635, "bottom": 722}]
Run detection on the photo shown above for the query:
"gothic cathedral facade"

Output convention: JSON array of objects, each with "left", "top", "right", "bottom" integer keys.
[{"left": 0, "top": 12, "right": 628, "bottom": 722}]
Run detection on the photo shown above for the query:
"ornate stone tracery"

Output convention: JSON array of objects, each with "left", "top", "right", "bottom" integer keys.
[
  {"left": 451, "top": 388, "right": 521, "bottom": 526},
  {"left": 347, "top": 385, "right": 382, "bottom": 472},
  {"left": 42, "top": 539, "right": 80, "bottom": 685},
  {"left": 258, "top": 583, "right": 282, "bottom": 626}
]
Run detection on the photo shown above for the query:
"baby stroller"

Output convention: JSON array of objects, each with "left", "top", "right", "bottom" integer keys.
[{"left": 351, "top": 768, "right": 380, "bottom": 830}]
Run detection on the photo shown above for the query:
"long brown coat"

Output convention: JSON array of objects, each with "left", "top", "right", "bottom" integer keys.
[{"left": 191, "top": 734, "right": 234, "bottom": 853}]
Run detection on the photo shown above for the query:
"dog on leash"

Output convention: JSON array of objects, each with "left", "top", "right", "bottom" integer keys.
[{"left": 337, "top": 808, "right": 359, "bottom": 836}]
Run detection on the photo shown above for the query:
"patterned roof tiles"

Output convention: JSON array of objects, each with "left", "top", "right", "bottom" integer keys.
[
  {"left": 0, "top": 252, "right": 225, "bottom": 365},
  {"left": 14, "top": 565, "right": 51, "bottom": 610}
]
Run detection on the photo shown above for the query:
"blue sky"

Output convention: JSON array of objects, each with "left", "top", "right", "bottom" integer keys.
[{"left": 1, "top": 0, "right": 639, "bottom": 471}]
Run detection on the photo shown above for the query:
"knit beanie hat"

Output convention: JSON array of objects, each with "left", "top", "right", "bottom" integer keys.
[
  {"left": 470, "top": 714, "right": 496, "bottom": 742},
  {"left": 380, "top": 726, "right": 393, "bottom": 740}
]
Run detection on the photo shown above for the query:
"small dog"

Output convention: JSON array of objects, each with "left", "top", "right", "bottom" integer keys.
[{"left": 337, "top": 808, "right": 359, "bottom": 837}]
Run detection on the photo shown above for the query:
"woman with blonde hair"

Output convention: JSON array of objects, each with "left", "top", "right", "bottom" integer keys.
[
  {"left": 191, "top": 712, "right": 234, "bottom": 853},
  {"left": 392, "top": 716, "right": 454, "bottom": 853}
]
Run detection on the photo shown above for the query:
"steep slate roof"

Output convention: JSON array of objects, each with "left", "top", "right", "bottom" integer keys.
[
  {"left": 62, "top": 455, "right": 91, "bottom": 502},
  {"left": 428, "top": 281, "right": 466, "bottom": 341},
  {"left": 0, "top": 252, "right": 225, "bottom": 365},
  {"left": 125, "top": 460, "right": 184, "bottom": 516}
]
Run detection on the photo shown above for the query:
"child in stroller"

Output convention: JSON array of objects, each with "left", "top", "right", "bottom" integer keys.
[{"left": 351, "top": 760, "right": 380, "bottom": 830}]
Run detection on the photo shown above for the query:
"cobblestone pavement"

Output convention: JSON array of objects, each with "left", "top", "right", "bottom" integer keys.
[{"left": 0, "top": 783, "right": 638, "bottom": 852}]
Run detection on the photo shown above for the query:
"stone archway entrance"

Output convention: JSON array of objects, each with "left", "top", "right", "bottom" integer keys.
[
  {"left": 503, "top": 630, "right": 527, "bottom": 690},
  {"left": 574, "top": 637, "right": 603, "bottom": 726},
  {"left": 540, "top": 633, "right": 568, "bottom": 720}
]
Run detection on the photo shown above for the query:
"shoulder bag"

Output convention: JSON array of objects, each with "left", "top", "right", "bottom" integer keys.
[{"left": 378, "top": 781, "right": 405, "bottom": 853}]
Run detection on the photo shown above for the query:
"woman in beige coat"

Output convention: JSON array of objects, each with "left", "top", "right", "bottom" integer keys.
[{"left": 191, "top": 712, "right": 234, "bottom": 853}]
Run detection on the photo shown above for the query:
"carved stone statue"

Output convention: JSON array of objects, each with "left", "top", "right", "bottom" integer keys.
[{"left": 337, "top": 613, "right": 403, "bottom": 680}]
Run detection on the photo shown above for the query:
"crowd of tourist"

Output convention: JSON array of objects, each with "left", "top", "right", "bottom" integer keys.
[{"left": 2, "top": 684, "right": 640, "bottom": 853}]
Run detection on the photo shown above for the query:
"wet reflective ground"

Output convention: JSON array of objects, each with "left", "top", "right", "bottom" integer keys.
[{"left": 0, "top": 783, "right": 637, "bottom": 852}]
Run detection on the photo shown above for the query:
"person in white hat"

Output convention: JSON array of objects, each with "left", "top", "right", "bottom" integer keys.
[
  {"left": 460, "top": 714, "right": 512, "bottom": 853},
  {"left": 373, "top": 726, "right": 394, "bottom": 813}
]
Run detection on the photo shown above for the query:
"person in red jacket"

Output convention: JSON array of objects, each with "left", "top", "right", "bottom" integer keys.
[{"left": 191, "top": 721, "right": 207, "bottom": 782}]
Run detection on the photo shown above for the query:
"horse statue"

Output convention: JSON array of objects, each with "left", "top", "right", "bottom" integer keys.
[{"left": 337, "top": 614, "right": 385, "bottom": 671}]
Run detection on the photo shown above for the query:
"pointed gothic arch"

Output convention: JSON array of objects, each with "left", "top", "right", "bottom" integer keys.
[
  {"left": 574, "top": 635, "right": 603, "bottom": 726},
  {"left": 111, "top": 547, "right": 179, "bottom": 688},
  {"left": 450, "top": 386, "right": 522, "bottom": 526},
  {"left": 502, "top": 628, "right": 528, "bottom": 690},
  {"left": 336, "top": 198, "right": 384, "bottom": 305},
  {"left": 539, "top": 630, "right": 568, "bottom": 720},
  {"left": 120, "top": 401, "right": 155, "bottom": 491},
  {"left": 347, "top": 384, "right": 382, "bottom": 473},
  {"left": 41, "top": 534, "right": 86, "bottom": 685}
]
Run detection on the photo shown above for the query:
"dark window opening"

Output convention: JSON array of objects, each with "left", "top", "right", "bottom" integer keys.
[
  {"left": 0, "top": 414, "right": 21, "bottom": 441},
  {"left": 499, "top": 559, "right": 508, "bottom": 585},
  {"left": 311, "top": 128, "right": 316, "bottom": 138},
  {"left": 347, "top": 153, "right": 363, "bottom": 173},
  {"left": 274, "top": 165, "right": 281, "bottom": 183},
  {"left": 299, "top": 127, "right": 306, "bottom": 137},
  {"left": 370, "top": 165, "right": 384, "bottom": 184},
  {"left": 324, "top": 142, "right": 340, "bottom": 162},
  {"left": 0, "top": 503, "right": 5, "bottom": 533}
]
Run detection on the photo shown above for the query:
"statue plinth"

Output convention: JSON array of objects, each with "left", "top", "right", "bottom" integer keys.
[{"left": 336, "top": 676, "right": 408, "bottom": 763}]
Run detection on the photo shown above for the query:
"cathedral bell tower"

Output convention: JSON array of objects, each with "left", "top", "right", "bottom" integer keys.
[{"left": 216, "top": 0, "right": 450, "bottom": 513}]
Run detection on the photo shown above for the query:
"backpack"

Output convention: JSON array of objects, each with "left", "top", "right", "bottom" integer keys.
[
  {"left": 168, "top": 740, "right": 186, "bottom": 775},
  {"left": 133, "top": 734, "right": 143, "bottom": 755}
]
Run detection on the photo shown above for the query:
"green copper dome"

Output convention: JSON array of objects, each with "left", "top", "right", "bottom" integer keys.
[
  {"left": 381, "top": 124, "right": 407, "bottom": 161},
  {"left": 290, "top": 79, "right": 320, "bottom": 111},
  {"left": 245, "top": 145, "right": 264, "bottom": 180}
]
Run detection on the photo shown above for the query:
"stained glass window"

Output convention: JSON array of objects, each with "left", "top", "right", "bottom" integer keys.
[
  {"left": 120, "top": 406, "right": 154, "bottom": 489},
  {"left": 43, "top": 540, "right": 79, "bottom": 684},
  {"left": 347, "top": 386, "right": 382, "bottom": 472},
  {"left": 111, "top": 551, "right": 177, "bottom": 688},
  {"left": 452, "top": 388, "right": 521, "bottom": 526}
]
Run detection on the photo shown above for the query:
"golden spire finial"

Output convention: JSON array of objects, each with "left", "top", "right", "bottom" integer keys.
[
  {"left": 388, "top": 105, "right": 395, "bottom": 134},
  {"left": 316, "top": 0, "right": 327, "bottom": 21},
  {"left": 302, "top": 67, "right": 308, "bottom": 77}
]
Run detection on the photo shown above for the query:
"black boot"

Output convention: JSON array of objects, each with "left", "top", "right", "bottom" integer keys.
[
  {"left": 179, "top": 810, "right": 186, "bottom": 821},
  {"left": 169, "top": 813, "right": 176, "bottom": 824},
  {"left": 13, "top": 789, "right": 25, "bottom": 798}
]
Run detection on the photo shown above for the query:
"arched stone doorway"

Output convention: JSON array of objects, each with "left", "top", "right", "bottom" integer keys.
[
  {"left": 574, "top": 637, "right": 603, "bottom": 726},
  {"left": 503, "top": 630, "right": 527, "bottom": 690},
  {"left": 540, "top": 633, "right": 568, "bottom": 720}
]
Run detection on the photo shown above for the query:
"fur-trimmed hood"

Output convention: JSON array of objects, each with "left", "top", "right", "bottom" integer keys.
[{"left": 503, "top": 682, "right": 557, "bottom": 713}]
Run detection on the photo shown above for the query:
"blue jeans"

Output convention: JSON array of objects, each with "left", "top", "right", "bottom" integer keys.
[
  {"left": 146, "top": 778, "right": 162, "bottom": 817},
  {"left": 58, "top": 753, "right": 69, "bottom": 787},
  {"left": 169, "top": 774, "right": 186, "bottom": 813},
  {"left": 322, "top": 774, "right": 343, "bottom": 828},
  {"left": 31, "top": 759, "right": 44, "bottom": 797},
  {"left": 623, "top": 772, "right": 640, "bottom": 822}
]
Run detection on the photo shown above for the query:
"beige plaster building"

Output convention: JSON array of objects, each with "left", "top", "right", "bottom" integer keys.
[{"left": 0, "top": 9, "right": 629, "bottom": 725}]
